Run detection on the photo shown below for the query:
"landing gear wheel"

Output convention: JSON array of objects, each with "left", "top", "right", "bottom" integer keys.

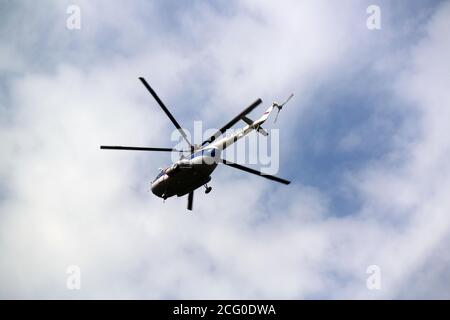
[{"left": 204, "top": 184, "right": 212, "bottom": 194}]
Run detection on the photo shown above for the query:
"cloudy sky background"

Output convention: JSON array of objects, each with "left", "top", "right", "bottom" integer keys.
[{"left": 1, "top": 0, "right": 449, "bottom": 298}]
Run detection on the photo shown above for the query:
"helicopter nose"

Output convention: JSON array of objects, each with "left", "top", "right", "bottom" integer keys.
[{"left": 151, "top": 181, "right": 164, "bottom": 197}]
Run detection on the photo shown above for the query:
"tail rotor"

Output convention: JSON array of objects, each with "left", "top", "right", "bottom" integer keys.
[{"left": 274, "top": 93, "right": 294, "bottom": 123}]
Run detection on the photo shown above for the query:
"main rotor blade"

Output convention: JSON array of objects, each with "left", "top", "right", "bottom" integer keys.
[
  {"left": 139, "top": 77, "right": 192, "bottom": 148},
  {"left": 100, "top": 146, "right": 186, "bottom": 152},
  {"left": 220, "top": 159, "right": 291, "bottom": 185},
  {"left": 201, "top": 98, "right": 262, "bottom": 146},
  {"left": 187, "top": 191, "right": 194, "bottom": 211}
]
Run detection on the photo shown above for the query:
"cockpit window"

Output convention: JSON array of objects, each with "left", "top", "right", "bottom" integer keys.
[{"left": 152, "top": 170, "right": 165, "bottom": 182}]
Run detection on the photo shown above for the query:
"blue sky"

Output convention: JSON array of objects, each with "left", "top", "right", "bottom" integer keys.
[{"left": 1, "top": 0, "right": 450, "bottom": 298}]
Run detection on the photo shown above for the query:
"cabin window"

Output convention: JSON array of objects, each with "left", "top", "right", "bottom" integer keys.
[{"left": 190, "top": 151, "right": 202, "bottom": 159}]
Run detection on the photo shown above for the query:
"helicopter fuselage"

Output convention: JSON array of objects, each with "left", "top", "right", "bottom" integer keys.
[
  {"left": 151, "top": 148, "right": 218, "bottom": 199},
  {"left": 101, "top": 77, "right": 292, "bottom": 210},
  {"left": 151, "top": 116, "right": 273, "bottom": 199}
]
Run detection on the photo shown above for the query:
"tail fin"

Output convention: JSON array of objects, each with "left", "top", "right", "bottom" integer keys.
[{"left": 256, "top": 104, "right": 277, "bottom": 123}]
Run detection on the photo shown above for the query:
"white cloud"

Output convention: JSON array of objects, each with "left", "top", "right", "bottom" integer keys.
[{"left": 0, "top": 0, "right": 449, "bottom": 299}]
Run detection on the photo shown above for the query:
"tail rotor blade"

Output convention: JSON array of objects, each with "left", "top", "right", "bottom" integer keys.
[
  {"left": 274, "top": 109, "right": 281, "bottom": 123},
  {"left": 280, "top": 93, "right": 294, "bottom": 107}
]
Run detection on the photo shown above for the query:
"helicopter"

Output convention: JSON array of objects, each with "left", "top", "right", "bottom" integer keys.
[{"left": 100, "top": 77, "right": 293, "bottom": 210}]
